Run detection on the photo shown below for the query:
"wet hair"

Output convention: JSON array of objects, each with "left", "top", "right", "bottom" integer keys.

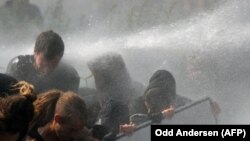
[
  {"left": 56, "top": 91, "right": 88, "bottom": 124},
  {"left": 29, "top": 90, "right": 88, "bottom": 140},
  {"left": 0, "top": 81, "right": 36, "bottom": 141},
  {"left": 29, "top": 89, "right": 62, "bottom": 141},
  {"left": 12, "top": 81, "right": 35, "bottom": 97},
  {"left": 144, "top": 70, "right": 176, "bottom": 113},
  {"left": 34, "top": 30, "right": 64, "bottom": 60},
  {"left": 1, "top": 79, "right": 35, "bottom": 99}
]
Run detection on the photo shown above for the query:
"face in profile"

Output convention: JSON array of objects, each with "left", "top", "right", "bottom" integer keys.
[
  {"left": 145, "top": 88, "right": 172, "bottom": 114},
  {"left": 34, "top": 52, "right": 62, "bottom": 74},
  {"left": 54, "top": 118, "right": 84, "bottom": 141}
]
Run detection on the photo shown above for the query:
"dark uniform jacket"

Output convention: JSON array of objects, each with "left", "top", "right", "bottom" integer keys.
[
  {"left": 6, "top": 55, "right": 80, "bottom": 93},
  {"left": 88, "top": 53, "right": 145, "bottom": 140},
  {"left": 129, "top": 70, "right": 192, "bottom": 125}
]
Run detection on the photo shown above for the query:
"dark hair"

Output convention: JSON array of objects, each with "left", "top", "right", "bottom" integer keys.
[
  {"left": 0, "top": 82, "right": 36, "bottom": 141},
  {"left": 34, "top": 30, "right": 64, "bottom": 60},
  {"left": 0, "top": 73, "right": 18, "bottom": 97}
]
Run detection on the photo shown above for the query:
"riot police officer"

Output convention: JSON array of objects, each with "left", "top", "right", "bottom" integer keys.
[{"left": 6, "top": 30, "right": 80, "bottom": 94}]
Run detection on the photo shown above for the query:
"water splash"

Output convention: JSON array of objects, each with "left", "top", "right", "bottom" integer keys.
[
  {"left": 63, "top": 0, "right": 250, "bottom": 124},
  {"left": 1, "top": 0, "right": 250, "bottom": 123}
]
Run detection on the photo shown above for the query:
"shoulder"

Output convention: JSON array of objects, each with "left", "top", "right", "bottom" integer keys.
[
  {"left": 8, "top": 56, "right": 20, "bottom": 66},
  {"left": 9, "top": 55, "right": 33, "bottom": 64},
  {"left": 7, "top": 55, "right": 33, "bottom": 73},
  {"left": 56, "top": 62, "right": 79, "bottom": 78}
]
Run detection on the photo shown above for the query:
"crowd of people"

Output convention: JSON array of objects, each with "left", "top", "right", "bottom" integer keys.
[
  {"left": 0, "top": 30, "right": 220, "bottom": 141},
  {"left": 0, "top": 0, "right": 43, "bottom": 44}
]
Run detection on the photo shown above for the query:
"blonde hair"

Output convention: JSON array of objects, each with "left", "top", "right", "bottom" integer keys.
[
  {"left": 16, "top": 81, "right": 34, "bottom": 95},
  {"left": 0, "top": 81, "right": 36, "bottom": 140},
  {"left": 10, "top": 81, "right": 36, "bottom": 101},
  {"left": 56, "top": 91, "right": 88, "bottom": 124},
  {"left": 31, "top": 89, "right": 62, "bottom": 127},
  {"left": 28, "top": 90, "right": 88, "bottom": 140}
]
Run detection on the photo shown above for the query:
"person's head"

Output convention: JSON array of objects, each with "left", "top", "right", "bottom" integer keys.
[
  {"left": 144, "top": 70, "right": 176, "bottom": 114},
  {"left": 87, "top": 52, "right": 131, "bottom": 91},
  {"left": 30, "top": 90, "right": 88, "bottom": 141},
  {"left": 0, "top": 73, "right": 18, "bottom": 97},
  {"left": 0, "top": 73, "right": 34, "bottom": 98},
  {"left": 34, "top": 30, "right": 64, "bottom": 74},
  {"left": 53, "top": 91, "right": 88, "bottom": 140},
  {"left": 0, "top": 81, "right": 36, "bottom": 141}
]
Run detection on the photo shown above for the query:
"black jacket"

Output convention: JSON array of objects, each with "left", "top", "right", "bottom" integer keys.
[
  {"left": 129, "top": 70, "right": 192, "bottom": 118},
  {"left": 6, "top": 55, "right": 80, "bottom": 93}
]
